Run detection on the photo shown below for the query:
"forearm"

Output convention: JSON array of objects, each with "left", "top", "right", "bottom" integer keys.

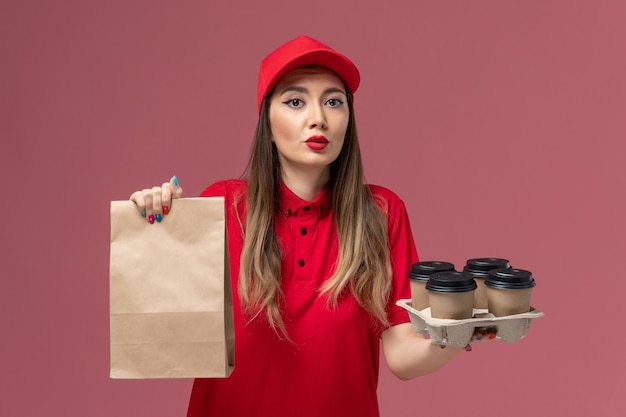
[{"left": 381, "top": 323, "right": 464, "bottom": 380}]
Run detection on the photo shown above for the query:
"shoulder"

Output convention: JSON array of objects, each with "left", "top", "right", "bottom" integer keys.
[
  {"left": 366, "top": 184, "right": 413, "bottom": 231},
  {"left": 367, "top": 184, "right": 403, "bottom": 201},
  {"left": 366, "top": 184, "right": 406, "bottom": 212},
  {"left": 200, "top": 179, "right": 247, "bottom": 198}
]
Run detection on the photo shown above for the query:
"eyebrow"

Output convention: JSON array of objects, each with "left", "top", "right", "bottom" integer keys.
[{"left": 279, "top": 86, "right": 347, "bottom": 96}]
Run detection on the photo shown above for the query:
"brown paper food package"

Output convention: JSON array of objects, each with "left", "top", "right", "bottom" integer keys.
[{"left": 109, "top": 197, "right": 234, "bottom": 379}]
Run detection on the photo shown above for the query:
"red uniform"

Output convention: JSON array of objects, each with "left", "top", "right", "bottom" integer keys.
[{"left": 187, "top": 179, "right": 418, "bottom": 417}]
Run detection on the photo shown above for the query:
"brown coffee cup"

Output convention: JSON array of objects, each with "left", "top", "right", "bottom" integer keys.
[
  {"left": 426, "top": 271, "right": 477, "bottom": 319},
  {"left": 463, "top": 258, "right": 510, "bottom": 309},
  {"left": 485, "top": 268, "right": 536, "bottom": 317},
  {"left": 408, "top": 261, "right": 455, "bottom": 310}
]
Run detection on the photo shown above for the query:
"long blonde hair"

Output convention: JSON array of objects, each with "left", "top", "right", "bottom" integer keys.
[{"left": 239, "top": 88, "right": 392, "bottom": 338}]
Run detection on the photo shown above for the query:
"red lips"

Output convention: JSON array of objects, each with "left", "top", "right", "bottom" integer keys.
[
  {"left": 305, "top": 135, "right": 329, "bottom": 150},
  {"left": 306, "top": 135, "right": 329, "bottom": 144}
]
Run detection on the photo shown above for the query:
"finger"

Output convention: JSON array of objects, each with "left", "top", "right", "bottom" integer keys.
[
  {"left": 129, "top": 191, "right": 147, "bottom": 217},
  {"left": 170, "top": 175, "right": 183, "bottom": 199},
  {"left": 470, "top": 328, "right": 496, "bottom": 344},
  {"left": 483, "top": 327, "right": 497, "bottom": 340},
  {"left": 142, "top": 189, "right": 155, "bottom": 224},
  {"left": 161, "top": 182, "right": 172, "bottom": 215},
  {"left": 476, "top": 326, "right": 497, "bottom": 341},
  {"left": 151, "top": 186, "right": 163, "bottom": 223}
]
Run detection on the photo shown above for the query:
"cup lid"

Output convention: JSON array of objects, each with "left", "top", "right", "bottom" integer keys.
[
  {"left": 408, "top": 261, "right": 455, "bottom": 282},
  {"left": 463, "top": 258, "right": 511, "bottom": 278},
  {"left": 485, "top": 268, "right": 536, "bottom": 289},
  {"left": 426, "top": 271, "right": 477, "bottom": 293}
]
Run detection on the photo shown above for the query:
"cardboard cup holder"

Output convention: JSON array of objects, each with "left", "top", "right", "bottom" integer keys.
[{"left": 396, "top": 299, "right": 544, "bottom": 347}]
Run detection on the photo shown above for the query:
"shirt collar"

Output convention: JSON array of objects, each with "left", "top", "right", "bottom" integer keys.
[{"left": 279, "top": 182, "right": 331, "bottom": 217}]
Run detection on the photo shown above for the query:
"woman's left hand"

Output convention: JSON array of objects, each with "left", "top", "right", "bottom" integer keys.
[{"left": 381, "top": 323, "right": 496, "bottom": 380}]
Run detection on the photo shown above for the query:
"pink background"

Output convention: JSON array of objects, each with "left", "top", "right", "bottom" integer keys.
[{"left": 2, "top": 0, "right": 625, "bottom": 415}]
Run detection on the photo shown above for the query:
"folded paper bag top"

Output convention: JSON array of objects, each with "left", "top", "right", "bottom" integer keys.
[{"left": 109, "top": 197, "right": 234, "bottom": 379}]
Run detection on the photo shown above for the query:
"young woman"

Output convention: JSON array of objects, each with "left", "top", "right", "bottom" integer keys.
[{"left": 130, "top": 35, "right": 491, "bottom": 417}]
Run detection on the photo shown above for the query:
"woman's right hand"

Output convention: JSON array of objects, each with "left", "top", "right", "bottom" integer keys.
[{"left": 129, "top": 175, "right": 184, "bottom": 224}]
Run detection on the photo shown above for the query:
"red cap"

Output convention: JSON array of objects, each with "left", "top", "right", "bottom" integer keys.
[{"left": 257, "top": 35, "right": 360, "bottom": 113}]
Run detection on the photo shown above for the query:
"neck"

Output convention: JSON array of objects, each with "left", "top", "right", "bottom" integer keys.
[{"left": 281, "top": 167, "right": 330, "bottom": 201}]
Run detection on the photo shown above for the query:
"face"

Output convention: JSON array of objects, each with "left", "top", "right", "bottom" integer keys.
[{"left": 269, "top": 67, "right": 349, "bottom": 181}]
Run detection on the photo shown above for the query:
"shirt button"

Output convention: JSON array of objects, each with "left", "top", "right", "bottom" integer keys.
[
  {"left": 286, "top": 209, "right": 292, "bottom": 215},
  {"left": 298, "top": 259, "right": 305, "bottom": 267},
  {"left": 300, "top": 228, "right": 307, "bottom": 235},
  {"left": 303, "top": 206, "right": 310, "bottom": 211}
]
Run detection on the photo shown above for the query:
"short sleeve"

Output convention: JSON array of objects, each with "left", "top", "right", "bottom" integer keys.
[{"left": 370, "top": 185, "right": 419, "bottom": 327}]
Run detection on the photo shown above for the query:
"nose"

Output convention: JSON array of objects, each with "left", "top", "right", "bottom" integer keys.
[{"left": 308, "top": 102, "right": 327, "bottom": 129}]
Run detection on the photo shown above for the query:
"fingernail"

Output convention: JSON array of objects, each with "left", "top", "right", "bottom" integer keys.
[
  {"left": 155, "top": 213, "right": 162, "bottom": 222},
  {"left": 489, "top": 334, "right": 496, "bottom": 340},
  {"left": 141, "top": 209, "right": 146, "bottom": 217},
  {"left": 163, "top": 206, "right": 169, "bottom": 215},
  {"left": 475, "top": 337, "right": 482, "bottom": 341},
  {"left": 465, "top": 345, "right": 473, "bottom": 352},
  {"left": 172, "top": 175, "right": 179, "bottom": 187},
  {"left": 148, "top": 214, "right": 155, "bottom": 224},
  {"left": 439, "top": 345, "right": 446, "bottom": 350}
]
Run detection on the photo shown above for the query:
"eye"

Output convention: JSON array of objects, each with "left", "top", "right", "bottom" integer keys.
[
  {"left": 325, "top": 98, "right": 344, "bottom": 108},
  {"left": 283, "top": 98, "right": 304, "bottom": 108}
]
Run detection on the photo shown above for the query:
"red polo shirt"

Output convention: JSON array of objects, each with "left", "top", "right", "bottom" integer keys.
[{"left": 187, "top": 180, "right": 418, "bottom": 417}]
